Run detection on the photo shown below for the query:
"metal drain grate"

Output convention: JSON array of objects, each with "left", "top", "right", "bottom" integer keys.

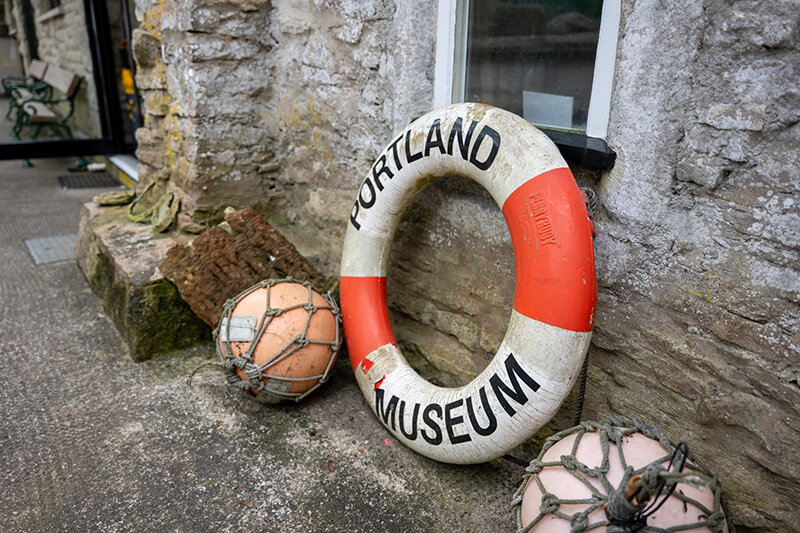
[
  {"left": 24, "top": 234, "right": 78, "bottom": 264},
  {"left": 58, "top": 173, "right": 122, "bottom": 190}
]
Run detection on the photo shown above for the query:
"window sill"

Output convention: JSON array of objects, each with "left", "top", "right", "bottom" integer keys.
[
  {"left": 36, "top": 7, "right": 65, "bottom": 24},
  {"left": 107, "top": 154, "right": 140, "bottom": 184},
  {"left": 541, "top": 129, "right": 616, "bottom": 170}
]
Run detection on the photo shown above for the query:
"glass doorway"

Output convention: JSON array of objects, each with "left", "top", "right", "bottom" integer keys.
[{"left": 0, "top": 0, "right": 137, "bottom": 162}]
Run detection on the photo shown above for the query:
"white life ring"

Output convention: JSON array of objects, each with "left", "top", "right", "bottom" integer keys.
[{"left": 340, "top": 103, "right": 597, "bottom": 464}]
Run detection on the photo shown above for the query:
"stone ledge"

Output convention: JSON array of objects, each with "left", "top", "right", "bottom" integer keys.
[
  {"left": 76, "top": 202, "right": 211, "bottom": 361},
  {"left": 35, "top": 6, "right": 65, "bottom": 24}
]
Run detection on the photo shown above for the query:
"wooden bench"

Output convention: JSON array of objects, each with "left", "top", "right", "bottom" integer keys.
[
  {"left": 2, "top": 59, "right": 49, "bottom": 120},
  {"left": 11, "top": 64, "right": 82, "bottom": 142}
]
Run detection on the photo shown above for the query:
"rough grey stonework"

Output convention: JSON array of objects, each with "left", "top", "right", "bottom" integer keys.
[
  {"left": 123, "top": 1, "right": 798, "bottom": 530},
  {"left": 588, "top": 1, "right": 799, "bottom": 529}
]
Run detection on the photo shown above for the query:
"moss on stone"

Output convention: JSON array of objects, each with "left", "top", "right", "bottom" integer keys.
[
  {"left": 125, "top": 279, "right": 211, "bottom": 361},
  {"left": 77, "top": 202, "right": 212, "bottom": 362}
]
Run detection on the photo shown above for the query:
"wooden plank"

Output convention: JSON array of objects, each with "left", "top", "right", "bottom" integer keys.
[
  {"left": 12, "top": 88, "right": 36, "bottom": 100},
  {"left": 160, "top": 207, "right": 329, "bottom": 327},
  {"left": 22, "top": 101, "right": 58, "bottom": 122},
  {"left": 43, "top": 65, "right": 79, "bottom": 96},
  {"left": 29, "top": 60, "right": 48, "bottom": 80}
]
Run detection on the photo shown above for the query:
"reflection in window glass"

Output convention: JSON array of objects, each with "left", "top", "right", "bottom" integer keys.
[{"left": 464, "top": 0, "right": 603, "bottom": 132}]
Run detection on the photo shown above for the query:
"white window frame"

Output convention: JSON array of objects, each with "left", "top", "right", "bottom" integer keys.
[{"left": 434, "top": 0, "right": 621, "bottom": 140}]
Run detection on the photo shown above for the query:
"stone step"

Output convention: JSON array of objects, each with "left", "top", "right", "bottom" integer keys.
[{"left": 76, "top": 202, "right": 211, "bottom": 361}]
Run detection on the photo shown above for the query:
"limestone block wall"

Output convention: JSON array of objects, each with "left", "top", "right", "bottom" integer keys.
[
  {"left": 133, "top": 0, "right": 433, "bottom": 235},
  {"left": 131, "top": 0, "right": 798, "bottom": 530},
  {"left": 588, "top": 1, "right": 799, "bottom": 529},
  {"left": 8, "top": 0, "right": 30, "bottom": 68}
]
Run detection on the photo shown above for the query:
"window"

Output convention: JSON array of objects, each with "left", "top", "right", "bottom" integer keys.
[{"left": 434, "top": 0, "right": 620, "bottom": 167}]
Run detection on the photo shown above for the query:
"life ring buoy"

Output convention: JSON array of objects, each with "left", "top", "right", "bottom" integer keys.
[{"left": 340, "top": 103, "right": 597, "bottom": 464}]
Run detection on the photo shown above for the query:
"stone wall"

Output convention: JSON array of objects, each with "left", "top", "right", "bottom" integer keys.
[
  {"left": 132, "top": 0, "right": 433, "bottom": 235},
  {"left": 130, "top": 0, "right": 798, "bottom": 530},
  {"left": 8, "top": 0, "right": 30, "bottom": 68},
  {"left": 589, "top": 1, "right": 799, "bottom": 529}
]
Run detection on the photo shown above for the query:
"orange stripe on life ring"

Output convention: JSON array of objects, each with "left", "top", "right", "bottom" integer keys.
[
  {"left": 502, "top": 167, "right": 597, "bottom": 332},
  {"left": 340, "top": 276, "right": 397, "bottom": 370}
]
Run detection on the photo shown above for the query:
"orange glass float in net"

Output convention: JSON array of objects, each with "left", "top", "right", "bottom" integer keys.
[
  {"left": 215, "top": 278, "right": 341, "bottom": 403},
  {"left": 513, "top": 419, "right": 728, "bottom": 533}
]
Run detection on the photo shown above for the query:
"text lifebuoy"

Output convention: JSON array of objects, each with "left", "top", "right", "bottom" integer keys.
[{"left": 340, "top": 103, "right": 597, "bottom": 464}]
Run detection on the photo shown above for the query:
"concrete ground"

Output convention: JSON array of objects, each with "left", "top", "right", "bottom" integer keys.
[{"left": 0, "top": 129, "right": 524, "bottom": 530}]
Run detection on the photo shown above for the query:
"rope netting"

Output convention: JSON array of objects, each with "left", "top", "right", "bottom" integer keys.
[
  {"left": 512, "top": 418, "right": 728, "bottom": 533},
  {"left": 214, "top": 277, "right": 341, "bottom": 403}
]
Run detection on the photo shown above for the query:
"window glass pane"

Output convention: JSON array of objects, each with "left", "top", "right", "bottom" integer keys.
[{"left": 464, "top": 0, "right": 603, "bottom": 132}]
